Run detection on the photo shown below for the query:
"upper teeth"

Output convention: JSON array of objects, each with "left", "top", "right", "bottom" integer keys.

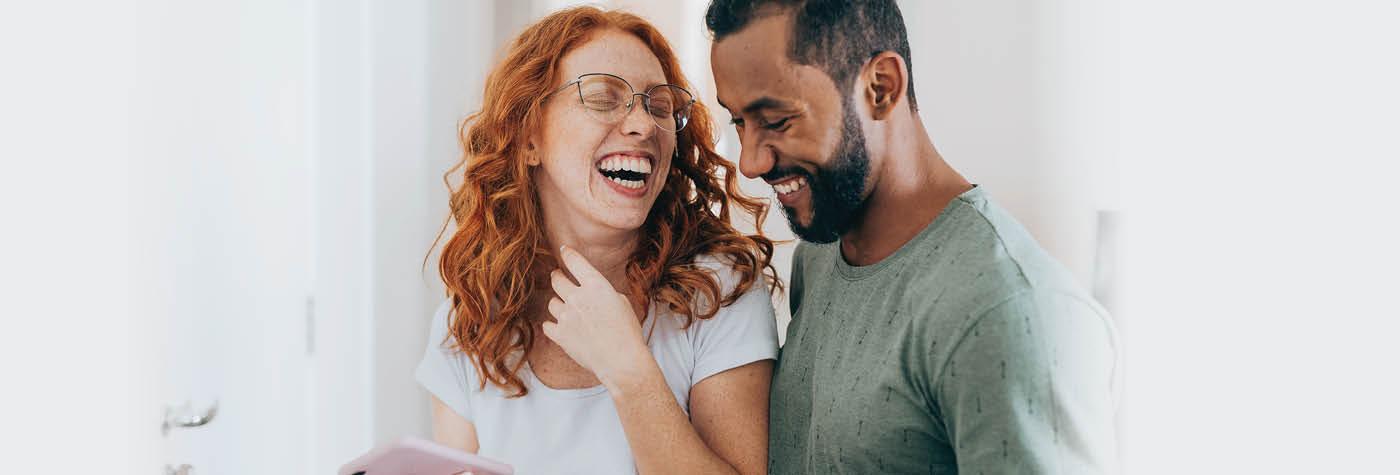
[
  {"left": 774, "top": 177, "right": 807, "bottom": 195},
  {"left": 598, "top": 155, "right": 652, "bottom": 174}
]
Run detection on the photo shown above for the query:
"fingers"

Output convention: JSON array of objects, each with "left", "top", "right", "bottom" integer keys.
[
  {"left": 550, "top": 269, "right": 577, "bottom": 300},
  {"left": 547, "top": 296, "right": 567, "bottom": 320},
  {"left": 541, "top": 321, "right": 559, "bottom": 342},
  {"left": 558, "top": 245, "right": 606, "bottom": 286}
]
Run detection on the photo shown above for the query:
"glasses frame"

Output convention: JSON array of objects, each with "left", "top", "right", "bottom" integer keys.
[{"left": 545, "top": 73, "right": 695, "bottom": 133}]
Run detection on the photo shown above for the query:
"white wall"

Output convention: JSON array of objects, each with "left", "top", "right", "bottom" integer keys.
[
  {"left": 364, "top": 0, "right": 499, "bottom": 447},
  {"left": 366, "top": 0, "right": 435, "bottom": 446},
  {"left": 309, "top": 0, "right": 375, "bottom": 470}
]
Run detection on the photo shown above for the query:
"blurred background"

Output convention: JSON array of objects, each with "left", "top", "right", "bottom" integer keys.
[
  {"left": 121, "top": 0, "right": 1120, "bottom": 472},
  {"left": 10, "top": 0, "right": 1396, "bottom": 473}
]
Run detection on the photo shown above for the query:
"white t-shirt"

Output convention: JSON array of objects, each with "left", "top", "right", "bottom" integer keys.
[{"left": 414, "top": 257, "right": 778, "bottom": 474}]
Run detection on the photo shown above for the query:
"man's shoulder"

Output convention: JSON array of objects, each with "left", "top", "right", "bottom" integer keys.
[
  {"left": 888, "top": 192, "right": 1106, "bottom": 338},
  {"left": 793, "top": 240, "right": 835, "bottom": 268},
  {"left": 909, "top": 191, "right": 1085, "bottom": 295},
  {"left": 791, "top": 187, "right": 1101, "bottom": 319}
]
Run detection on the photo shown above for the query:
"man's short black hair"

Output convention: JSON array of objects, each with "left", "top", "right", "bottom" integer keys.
[{"left": 706, "top": 0, "right": 917, "bottom": 110}]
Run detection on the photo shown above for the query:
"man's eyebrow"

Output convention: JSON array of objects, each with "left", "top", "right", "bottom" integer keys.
[
  {"left": 741, "top": 97, "right": 787, "bottom": 115},
  {"left": 717, "top": 96, "right": 788, "bottom": 116}
]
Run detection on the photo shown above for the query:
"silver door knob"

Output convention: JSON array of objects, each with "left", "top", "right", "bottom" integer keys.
[
  {"left": 164, "top": 463, "right": 193, "bottom": 475},
  {"left": 161, "top": 401, "right": 218, "bottom": 436}
]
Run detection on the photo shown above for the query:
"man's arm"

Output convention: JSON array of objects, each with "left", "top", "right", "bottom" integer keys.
[{"left": 936, "top": 290, "right": 1120, "bottom": 473}]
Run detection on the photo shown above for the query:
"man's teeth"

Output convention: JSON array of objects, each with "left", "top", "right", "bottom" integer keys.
[
  {"left": 609, "top": 176, "right": 645, "bottom": 189},
  {"left": 598, "top": 155, "right": 653, "bottom": 174},
  {"left": 774, "top": 177, "right": 808, "bottom": 195}
]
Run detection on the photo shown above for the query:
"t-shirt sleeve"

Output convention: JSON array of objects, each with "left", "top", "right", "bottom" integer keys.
[
  {"left": 935, "top": 290, "right": 1120, "bottom": 474},
  {"left": 689, "top": 276, "right": 780, "bottom": 386},
  {"left": 414, "top": 300, "right": 474, "bottom": 421},
  {"left": 788, "top": 244, "right": 806, "bottom": 317}
]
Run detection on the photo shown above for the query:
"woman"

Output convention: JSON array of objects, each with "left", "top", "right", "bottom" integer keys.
[{"left": 414, "top": 6, "right": 779, "bottom": 475}]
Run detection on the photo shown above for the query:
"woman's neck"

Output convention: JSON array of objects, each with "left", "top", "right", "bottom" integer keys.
[{"left": 545, "top": 224, "right": 638, "bottom": 290}]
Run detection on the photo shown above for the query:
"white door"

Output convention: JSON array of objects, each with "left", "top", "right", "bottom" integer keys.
[{"left": 129, "top": 0, "right": 315, "bottom": 473}]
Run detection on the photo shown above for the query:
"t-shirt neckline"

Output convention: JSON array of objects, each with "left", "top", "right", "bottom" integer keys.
[
  {"left": 518, "top": 303, "right": 661, "bottom": 399},
  {"left": 833, "top": 185, "right": 982, "bottom": 281}
]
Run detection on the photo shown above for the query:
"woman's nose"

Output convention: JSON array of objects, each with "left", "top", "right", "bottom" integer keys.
[{"left": 617, "top": 96, "right": 657, "bottom": 138}]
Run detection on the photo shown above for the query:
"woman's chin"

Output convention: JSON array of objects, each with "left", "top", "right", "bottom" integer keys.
[
  {"left": 598, "top": 214, "right": 649, "bottom": 233},
  {"left": 585, "top": 190, "right": 656, "bottom": 231}
]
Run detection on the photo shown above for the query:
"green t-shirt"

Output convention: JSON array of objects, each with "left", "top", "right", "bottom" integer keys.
[{"left": 769, "top": 186, "right": 1119, "bottom": 474}]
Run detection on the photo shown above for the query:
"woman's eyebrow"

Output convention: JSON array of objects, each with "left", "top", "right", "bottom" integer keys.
[{"left": 622, "top": 72, "right": 673, "bottom": 89}]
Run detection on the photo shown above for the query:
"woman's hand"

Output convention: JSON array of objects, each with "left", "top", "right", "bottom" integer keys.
[{"left": 542, "top": 245, "right": 652, "bottom": 388}]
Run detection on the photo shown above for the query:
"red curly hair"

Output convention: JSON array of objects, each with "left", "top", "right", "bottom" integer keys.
[{"left": 436, "top": 6, "right": 777, "bottom": 397}]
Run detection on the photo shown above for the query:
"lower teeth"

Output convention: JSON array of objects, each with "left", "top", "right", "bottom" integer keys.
[{"left": 612, "top": 178, "right": 642, "bottom": 189}]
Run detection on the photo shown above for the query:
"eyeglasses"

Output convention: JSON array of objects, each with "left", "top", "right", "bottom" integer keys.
[{"left": 546, "top": 73, "right": 694, "bottom": 133}]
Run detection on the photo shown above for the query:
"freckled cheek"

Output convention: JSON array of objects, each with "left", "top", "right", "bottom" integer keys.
[
  {"left": 535, "top": 150, "right": 600, "bottom": 199},
  {"left": 542, "top": 131, "right": 613, "bottom": 188},
  {"left": 658, "top": 142, "right": 679, "bottom": 181}
]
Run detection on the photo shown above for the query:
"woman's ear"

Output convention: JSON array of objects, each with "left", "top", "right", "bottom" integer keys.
[{"left": 525, "top": 142, "right": 541, "bottom": 166}]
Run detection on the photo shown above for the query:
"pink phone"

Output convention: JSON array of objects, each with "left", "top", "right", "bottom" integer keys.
[{"left": 338, "top": 437, "right": 514, "bottom": 475}]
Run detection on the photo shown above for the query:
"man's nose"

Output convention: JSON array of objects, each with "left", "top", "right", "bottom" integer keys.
[{"left": 736, "top": 135, "right": 774, "bottom": 179}]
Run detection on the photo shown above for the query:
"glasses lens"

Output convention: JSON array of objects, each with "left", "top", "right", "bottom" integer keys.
[
  {"left": 574, "top": 75, "right": 693, "bottom": 132},
  {"left": 578, "top": 75, "right": 629, "bottom": 119},
  {"left": 648, "top": 85, "right": 692, "bottom": 132}
]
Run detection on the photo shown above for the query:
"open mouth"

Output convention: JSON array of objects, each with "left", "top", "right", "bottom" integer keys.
[
  {"left": 772, "top": 176, "right": 808, "bottom": 196},
  {"left": 596, "top": 154, "right": 653, "bottom": 191},
  {"left": 770, "top": 175, "right": 809, "bottom": 207}
]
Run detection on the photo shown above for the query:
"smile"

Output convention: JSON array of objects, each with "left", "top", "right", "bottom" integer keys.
[
  {"left": 596, "top": 153, "right": 654, "bottom": 191},
  {"left": 772, "top": 176, "right": 808, "bottom": 195}
]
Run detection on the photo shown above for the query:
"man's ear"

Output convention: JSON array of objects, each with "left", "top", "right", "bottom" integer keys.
[{"left": 861, "top": 51, "right": 908, "bottom": 121}]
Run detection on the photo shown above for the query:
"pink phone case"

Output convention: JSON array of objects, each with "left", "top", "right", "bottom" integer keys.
[{"left": 338, "top": 437, "right": 514, "bottom": 475}]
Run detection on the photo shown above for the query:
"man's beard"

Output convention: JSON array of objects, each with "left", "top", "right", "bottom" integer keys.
[{"left": 768, "top": 96, "right": 871, "bottom": 244}]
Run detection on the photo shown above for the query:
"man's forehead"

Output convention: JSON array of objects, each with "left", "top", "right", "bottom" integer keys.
[{"left": 711, "top": 16, "right": 805, "bottom": 111}]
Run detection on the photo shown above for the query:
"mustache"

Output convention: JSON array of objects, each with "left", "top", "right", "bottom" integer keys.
[{"left": 760, "top": 165, "right": 811, "bottom": 183}]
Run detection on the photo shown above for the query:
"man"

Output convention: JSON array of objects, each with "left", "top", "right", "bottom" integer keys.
[{"left": 705, "top": 1, "right": 1120, "bottom": 473}]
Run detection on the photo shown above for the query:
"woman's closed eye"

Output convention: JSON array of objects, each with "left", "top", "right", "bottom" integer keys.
[
  {"left": 583, "top": 95, "right": 622, "bottom": 110},
  {"left": 646, "top": 100, "right": 675, "bottom": 118}
]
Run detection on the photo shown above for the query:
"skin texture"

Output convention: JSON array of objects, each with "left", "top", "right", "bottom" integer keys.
[
  {"left": 430, "top": 29, "right": 770, "bottom": 475},
  {"left": 711, "top": 12, "right": 972, "bottom": 266}
]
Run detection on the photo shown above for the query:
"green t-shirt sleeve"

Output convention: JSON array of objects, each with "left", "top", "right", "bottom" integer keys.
[
  {"left": 788, "top": 244, "right": 806, "bottom": 318},
  {"left": 934, "top": 290, "right": 1119, "bottom": 474}
]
